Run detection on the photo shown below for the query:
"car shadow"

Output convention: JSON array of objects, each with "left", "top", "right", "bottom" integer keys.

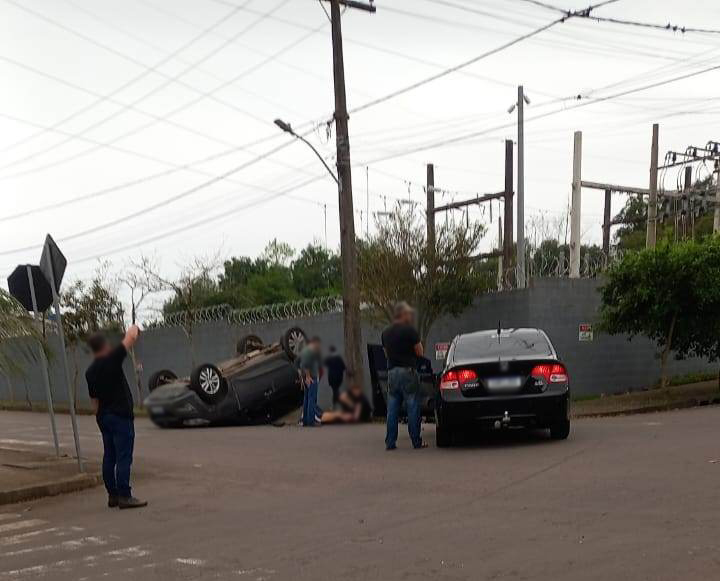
[{"left": 440, "top": 427, "right": 556, "bottom": 450}]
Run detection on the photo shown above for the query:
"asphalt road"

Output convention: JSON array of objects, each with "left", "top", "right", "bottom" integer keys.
[{"left": 1, "top": 407, "right": 719, "bottom": 580}]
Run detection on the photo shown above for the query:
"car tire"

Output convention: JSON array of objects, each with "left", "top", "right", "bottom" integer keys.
[
  {"left": 550, "top": 419, "right": 571, "bottom": 440},
  {"left": 190, "top": 363, "right": 228, "bottom": 405},
  {"left": 281, "top": 327, "right": 308, "bottom": 360},
  {"left": 147, "top": 369, "right": 178, "bottom": 392},
  {"left": 435, "top": 412, "right": 453, "bottom": 448},
  {"left": 236, "top": 334, "right": 264, "bottom": 356}
]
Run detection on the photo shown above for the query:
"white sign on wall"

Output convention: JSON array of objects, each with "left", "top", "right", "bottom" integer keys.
[{"left": 579, "top": 323, "right": 594, "bottom": 342}]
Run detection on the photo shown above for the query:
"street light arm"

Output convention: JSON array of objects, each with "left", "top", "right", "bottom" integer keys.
[{"left": 295, "top": 133, "right": 340, "bottom": 185}]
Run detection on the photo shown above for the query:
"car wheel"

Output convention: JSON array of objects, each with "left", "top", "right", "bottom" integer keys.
[
  {"left": 435, "top": 412, "right": 453, "bottom": 448},
  {"left": 147, "top": 369, "right": 177, "bottom": 392},
  {"left": 236, "top": 334, "right": 264, "bottom": 356},
  {"left": 281, "top": 327, "right": 308, "bottom": 360},
  {"left": 550, "top": 419, "right": 571, "bottom": 440},
  {"left": 190, "top": 363, "right": 228, "bottom": 405}
]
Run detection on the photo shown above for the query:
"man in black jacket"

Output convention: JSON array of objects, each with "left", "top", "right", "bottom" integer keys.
[{"left": 86, "top": 325, "right": 146, "bottom": 509}]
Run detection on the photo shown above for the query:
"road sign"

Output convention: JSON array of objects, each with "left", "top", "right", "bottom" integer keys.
[
  {"left": 7, "top": 264, "right": 53, "bottom": 313},
  {"left": 435, "top": 342, "right": 450, "bottom": 360},
  {"left": 39, "top": 234, "right": 67, "bottom": 295},
  {"left": 579, "top": 323, "right": 594, "bottom": 342}
]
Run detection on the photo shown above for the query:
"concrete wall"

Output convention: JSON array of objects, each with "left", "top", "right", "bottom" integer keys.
[{"left": 1, "top": 278, "right": 714, "bottom": 410}]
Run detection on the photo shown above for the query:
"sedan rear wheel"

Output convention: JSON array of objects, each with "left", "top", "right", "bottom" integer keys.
[
  {"left": 190, "top": 363, "right": 228, "bottom": 405},
  {"left": 550, "top": 419, "right": 571, "bottom": 440},
  {"left": 435, "top": 412, "right": 453, "bottom": 448}
]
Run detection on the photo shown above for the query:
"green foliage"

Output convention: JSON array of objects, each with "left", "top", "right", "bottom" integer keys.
[
  {"left": 162, "top": 242, "right": 343, "bottom": 314},
  {"left": 0, "top": 288, "right": 46, "bottom": 376},
  {"left": 61, "top": 278, "right": 125, "bottom": 345},
  {"left": 598, "top": 238, "right": 720, "bottom": 386},
  {"left": 358, "top": 205, "right": 491, "bottom": 342},
  {"left": 614, "top": 175, "right": 717, "bottom": 252}
]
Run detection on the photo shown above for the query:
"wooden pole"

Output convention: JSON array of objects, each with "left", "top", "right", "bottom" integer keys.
[
  {"left": 602, "top": 188, "right": 611, "bottom": 258},
  {"left": 646, "top": 123, "right": 659, "bottom": 248},
  {"left": 503, "top": 140, "right": 514, "bottom": 272},
  {"left": 570, "top": 131, "right": 582, "bottom": 278},
  {"left": 330, "top": 0, "right": 363, "bottom": 388},
  {"left": 426, "top": 163, "right": 435, "bottom": 260}
]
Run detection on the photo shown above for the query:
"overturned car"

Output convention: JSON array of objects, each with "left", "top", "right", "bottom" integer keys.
[{"left": 143, "top": 327, "right": 307, "bottom": 428}]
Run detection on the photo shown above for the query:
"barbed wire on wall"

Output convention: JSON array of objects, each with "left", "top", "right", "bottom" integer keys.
[{"left": 155, "top": 295, "right": 344, "bottom": 329}]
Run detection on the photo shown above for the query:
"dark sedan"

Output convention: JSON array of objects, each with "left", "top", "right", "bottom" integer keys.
[
  {"left": 435, "top": 328, "right": 570, "bottom": 447},
  {"left": 143, "top": 327, "right": 307, "bottom": 428}
]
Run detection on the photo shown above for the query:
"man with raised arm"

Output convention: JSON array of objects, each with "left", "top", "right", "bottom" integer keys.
[{"left": 86, "top": 325, "right": 147, "bottom": 509}]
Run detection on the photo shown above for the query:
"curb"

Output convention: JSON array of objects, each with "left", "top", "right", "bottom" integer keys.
[
  {"left": 573, "top": 397, "right": 720, "bottom": 419},
  {"left": 0, "top": 472, "right": 101, "bottom": 506}
]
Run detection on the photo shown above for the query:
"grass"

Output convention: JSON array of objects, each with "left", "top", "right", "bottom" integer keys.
[{"left": 572, "top": 380, "right": 720, "bottom": 418}]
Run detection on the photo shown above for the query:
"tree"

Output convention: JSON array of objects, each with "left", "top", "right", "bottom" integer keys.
[
  {"left": 598, "top": 239, "right": 720, "bottom": 388},
  {"left": 61, "top": 271, "right": 125, "bottom": 402},
  {"left": 291, "top": 244, "right": 342, "bottom": 298},
  {"left": 358, "top": 204, "right": 490, "bottom": 343},
  {"left": 0, "top": 288, "right": 46, "bottom": 377}
]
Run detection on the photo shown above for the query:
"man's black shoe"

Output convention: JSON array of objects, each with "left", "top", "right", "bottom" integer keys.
[
  {"left": 108, "top": 495, "right": 119, "bottom": 508},
  {"left": 118, "top": 496, "right": 148, "bottom": 509}
]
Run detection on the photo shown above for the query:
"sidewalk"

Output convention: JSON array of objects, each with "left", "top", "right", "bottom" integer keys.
[{"left": 0, "top": 447, "right": 100, "bottom": 506}]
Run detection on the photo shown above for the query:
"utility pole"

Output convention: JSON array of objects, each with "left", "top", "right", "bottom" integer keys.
[
  {"left": 426, "top": 163, "right": 435, "bottom": 260},
  {"left": 325, "top": 0, "right": 375, "bottom": 388},
  {"left": 602, "top": 189, "right": 611, "bottom": 258},
  {"left": 503, "top": 139, "right": 514, "bottom": 271},
  {"left": 646, "top": 123, "right": 659, "bottom": 249},
  {"left": 715, "top": 159, "right": 720, "bottom": 234},
  {"left": 516, "top": 86, "right": 526, "bottom": 288},
  {"left": 570, "top": 131, "right": 582, "bottom": 278}
]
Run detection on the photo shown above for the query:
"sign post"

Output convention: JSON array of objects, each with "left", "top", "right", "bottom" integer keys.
[
  {"left": 7, "top": 264, "right": 60, "bottom": 458},
  {"left": 26, "top": 266, "right": 61, "bottom": 457},
  {"left": 40, "top": 235, "right": 84, "bottom": 472}
]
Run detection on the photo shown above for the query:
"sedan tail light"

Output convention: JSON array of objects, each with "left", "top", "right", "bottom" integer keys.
[
  {"left": 440, "top": 369, "right": 477, "bottom": 390},
  {"left": 531, "top": 363, "right": 568, "bottom": 383}
]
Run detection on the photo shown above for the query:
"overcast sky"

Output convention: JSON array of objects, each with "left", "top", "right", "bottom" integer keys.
[{"left": 1, "top": 0, "right": 719, "bottom": 302}]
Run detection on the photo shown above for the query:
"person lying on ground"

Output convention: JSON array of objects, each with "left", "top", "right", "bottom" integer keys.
[{"left": 321, "top": 384, "right": 372, "bottom": 425}]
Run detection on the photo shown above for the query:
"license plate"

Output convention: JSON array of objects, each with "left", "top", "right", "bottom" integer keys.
[
  {"left": 486, "top": 377, "right": 522, "bottom": 390},
  {"left": 150, "top": 406, "right": 165, "bottom": 415}
]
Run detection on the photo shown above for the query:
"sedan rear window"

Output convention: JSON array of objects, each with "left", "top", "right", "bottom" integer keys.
[{"left": 454, "top": 332, "right": 552, "bottom": 359}]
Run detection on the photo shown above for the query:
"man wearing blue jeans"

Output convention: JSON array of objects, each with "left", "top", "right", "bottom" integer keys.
[
  {"left": 86, "top": 326, "right": 146, "bottom": 509},
  {"left": 382, "top": 302, "right": 426, "bottom": 450},
  {"left": 299, "top": 336, "right": 323, "bottom": 427}
]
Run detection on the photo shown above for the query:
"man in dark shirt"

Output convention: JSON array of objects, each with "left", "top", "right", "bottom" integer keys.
[
  {"left": 381, "top": 301, "right": 426, "bottom": 450},
  {"left": 85, "top": 325, "right": 146, "bottom": 509},
  {"left": 324, "top": 345, "right": 346, "bottom": 408}
]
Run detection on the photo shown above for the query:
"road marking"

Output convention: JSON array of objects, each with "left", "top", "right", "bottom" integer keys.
[
  {"left": 176, "top": 558, "right": 206, "bottom": 566},
  {"left": 0, "top": 546, "right": 153, "bottom": 578},
  {"left": 0, "top": 514, "right": 20, "bottom": 522},
  {"left": 0, "top": 536, "right": 107, "bottom": 557},
  {"left": 0, "top": 520, "right": 46, "bottom": 534},
  {"left": 0, "top": 439, "right": 51, "bottom": 447},
  {"left": 0, "top": 528, "right": 61, "bottom": 547}
]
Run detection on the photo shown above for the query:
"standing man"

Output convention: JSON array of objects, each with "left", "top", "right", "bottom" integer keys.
[
  {"left": 324, "top": 345, "right": 346, "bottom": 409},
  {"left": 86, "top": 325, "right": 146, "bottom": 509},
  {"left": 299, "top": 336, "right": 323, "bottom": 427},
  {"left": 381, "top": 302, "right": 426, "bottom": 450}
]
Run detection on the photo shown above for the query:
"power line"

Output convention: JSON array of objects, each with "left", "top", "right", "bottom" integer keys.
[
  {"left": 0, "top": 0, "right": 254, "bottom": 156},
  {"left": 0, "top": 137, "right": 304, "bottom": 256},
  {"left": 515, "top": 0, "right": 720, "bottom": 34},
  {"left": 0, "top": 22, "right": 327, "bottom": 183},
  {"left": 0, "top": 0, "right": 289, "bottom": 172},
  {"left": 353, "top": 61, "right": 720, "bottom": 166}
]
